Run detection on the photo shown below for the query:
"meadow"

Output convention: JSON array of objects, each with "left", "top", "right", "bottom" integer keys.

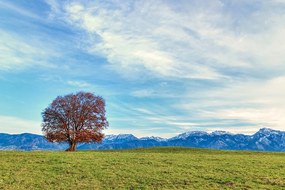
[{"left": 1, "top": 147, "right": 284, "bottom": 189}]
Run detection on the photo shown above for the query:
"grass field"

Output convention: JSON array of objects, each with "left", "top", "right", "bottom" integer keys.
[{"left": 1, "top": 147, "right": 285, "bottom": 190}]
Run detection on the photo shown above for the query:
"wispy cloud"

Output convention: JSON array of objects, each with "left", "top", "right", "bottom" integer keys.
[
  {"left": 131, "top": 89, "right": 155, "bottom": 98},
  {"left": 56, "top": 1, "right": 225, "bottom": 80},
  {"left": 0, "top": 115, "right": 41, "bottom": 134},
  {"left": 46, "top": 0, "right": 285, "bottom": 81},
  {"left": 175, "top": 76, "right": 285, "bottom": 132},
  {"left": 66, "top": 80, "right": 91, "bottom": 88},
  {"left": 0, "top": 30, "right": 57, "bottom": 71},
  {"left": 0, "top": 1, "right": 41, "bottom": 20}
]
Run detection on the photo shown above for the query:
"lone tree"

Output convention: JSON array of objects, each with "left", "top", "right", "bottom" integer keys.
[{"left": 42, "top": 92, "right": 108, "bottom": 151}]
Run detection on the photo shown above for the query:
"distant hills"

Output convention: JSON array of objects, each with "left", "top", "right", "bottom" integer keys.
[{"left": 1, "top": 128, "right": 285, "bottom": 151}]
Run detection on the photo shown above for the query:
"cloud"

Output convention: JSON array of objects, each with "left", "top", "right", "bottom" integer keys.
[
  {"left": 0, "top": 115, "right": 41, "bottom": 134},
  {"left": 109, "top": 73, "right": 285, "bottom": 134},
  {"left": 50, "top": 0, "right": 285, "bottom": 81},
  {"left": 56, "top": 1, "right": 226, "bottom": 80},
  {"left": 66, "top": 80, "right": 91, "bottom": 88},
  {"left": 175, "top": 76, "right": 285, "bottom": 132},
  {"left": 0, "top": 30, "right": 57, "bottom": 71},
  {"left": 203, "top": 108, "right": 285, "bottom": 130},
  {"left": 0, "top": 1, "right": 76, "bottom": 73},
  {"left": 0, "top": 1, "right": 41, "bottom": 20},
  {"left": 131, "top": 89, "right": 155, "bottom": 98},
  {"left": 133, "top": 108, "right": 155, "bottom": 115}
]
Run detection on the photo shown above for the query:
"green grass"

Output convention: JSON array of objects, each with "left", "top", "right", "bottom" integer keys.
[{"left": 1, "top": 147, "right": 285, "bottom": 190}]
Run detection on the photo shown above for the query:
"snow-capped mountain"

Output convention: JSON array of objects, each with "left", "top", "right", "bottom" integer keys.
[
  {"left": 1, "top": 128, "right": 284, "bottom": 151},
  {"left": 169, "top": 131, "right": 208, "bottom": 140},
  {"left": 140, "top": 136, "right": 166, "bottom": 141},
  {"left": 104, "top": 134, "right": 138, "bottom": 142},
  {"left": 250, "top": 128, "right": 285, "bottom": 151},
  {"left": 210, "top": 131, "right": 233, "bottom": 136}
]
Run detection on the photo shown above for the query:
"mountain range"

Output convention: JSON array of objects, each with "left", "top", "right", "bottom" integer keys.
[{"left": 0, "top": 128, "right": 285, "bottom": 151}]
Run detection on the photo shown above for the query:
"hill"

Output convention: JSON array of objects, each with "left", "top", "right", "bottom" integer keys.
[
  {"left": 1, "top": 128, "right": 285, "bottom": 151},
  {"left": 1, "top": 147, "right": 284, "bottom": 189}
]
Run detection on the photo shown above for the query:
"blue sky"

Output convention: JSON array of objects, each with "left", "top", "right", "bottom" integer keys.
[{"left": 0, "top": 0, "right": 285, "bottom": 137}]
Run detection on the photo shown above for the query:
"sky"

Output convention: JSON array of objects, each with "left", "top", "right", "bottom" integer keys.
[{"left": 0, "top": 0, "right": 285, "bottom": 138}]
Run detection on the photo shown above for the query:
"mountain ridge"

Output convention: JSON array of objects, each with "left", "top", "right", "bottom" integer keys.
[{"left": 1, "top": 128, "right": 284, "bottom": 151}]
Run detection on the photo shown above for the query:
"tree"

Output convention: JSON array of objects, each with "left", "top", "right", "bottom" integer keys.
[{"left": 42, "top": 92, "right": 108, "bottom": 151}]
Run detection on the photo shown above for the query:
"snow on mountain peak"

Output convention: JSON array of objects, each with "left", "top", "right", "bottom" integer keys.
[
  {"left": 140, "top": 136, "right": 166, "bottom": 141},
  {"left": 211, "top": 131, "right": 233, "bottom": 136},
  {"left": 256, "top": 128, "right": 280, "bottom": 136},
  {"left": 170, "top": 131, "right": 208, "bottom": 140},
  {"left": 104, "top": 134, "right": 137, "bottom": 141}
]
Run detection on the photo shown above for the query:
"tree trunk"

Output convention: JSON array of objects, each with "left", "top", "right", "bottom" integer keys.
[{"left": 66, "top": 141, "right": 77, "bottom": 151}]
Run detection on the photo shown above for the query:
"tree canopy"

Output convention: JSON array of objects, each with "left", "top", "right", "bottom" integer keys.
[{"left": 42, "top": 92, "right": 108, "bottom": 151}]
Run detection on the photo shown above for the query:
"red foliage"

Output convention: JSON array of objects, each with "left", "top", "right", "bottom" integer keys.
[{"left": 42, "top": 92, "right": 108, "bottom": 151}]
